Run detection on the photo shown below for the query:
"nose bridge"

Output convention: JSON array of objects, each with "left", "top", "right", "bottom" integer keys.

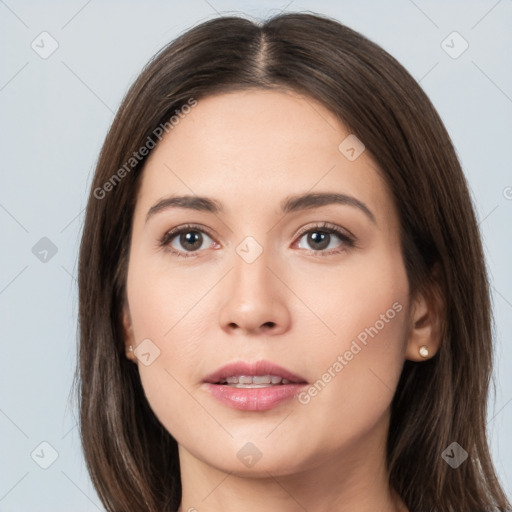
[
  {"left": 217, "top": 233, "right": 290, "bottom": 334},
  {"left": 230, "top": 234, "right": 276, "bottom": 305}
]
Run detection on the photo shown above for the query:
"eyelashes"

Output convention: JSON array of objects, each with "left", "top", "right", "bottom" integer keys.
[{"left": 158, "top": 222, "right": 356, "bottom": 259}]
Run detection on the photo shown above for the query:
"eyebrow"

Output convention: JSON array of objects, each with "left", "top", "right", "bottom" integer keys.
[{"left": 145, "top": 192, "right": 376, "bottom": 225}]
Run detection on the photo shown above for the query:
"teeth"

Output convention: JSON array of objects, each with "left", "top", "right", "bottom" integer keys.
[
  {"left": 230, "top": 383, "right": 277, "bottom": 388},
  {"left": 253, "top": 375, "right": 271, "bottom": 384},
  {"left": 217, "top": 374, "right": 293, "bottom": 386}
]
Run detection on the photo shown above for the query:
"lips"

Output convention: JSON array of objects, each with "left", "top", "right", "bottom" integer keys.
[
  {"left": 203, "top": 360, "right": 308, "bottom": 385},
  {"left": 202, "top": 360, "right": 308, "bottom": 411}
]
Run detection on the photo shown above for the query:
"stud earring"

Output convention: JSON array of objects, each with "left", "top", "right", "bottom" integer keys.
[
  {"left": 128, "top": 345, "right": 133, "bottom": 352},
  {"left": 419, "top": 345, "right": 429, "bottom": 358}
]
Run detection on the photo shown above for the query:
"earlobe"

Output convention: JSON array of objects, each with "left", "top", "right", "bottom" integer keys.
[{"left": 405, "top": 278, "right": 444, "bottom": 362}]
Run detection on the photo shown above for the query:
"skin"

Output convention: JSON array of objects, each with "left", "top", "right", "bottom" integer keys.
[{"left": 122, "top": 89, "right": 441, "bottom": 512}]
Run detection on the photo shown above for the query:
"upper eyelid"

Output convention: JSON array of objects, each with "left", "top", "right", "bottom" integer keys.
[
  {"left": 160, "top": 223, "right": 214, "bottom": 245},
  {"left": 294, "top": 222, "right": 354, "bottom": 239},
  {"left": 162, "top": 222, "right": 350, "bottom": 238}
]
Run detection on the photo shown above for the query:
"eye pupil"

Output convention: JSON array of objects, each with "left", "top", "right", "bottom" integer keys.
[
  {"left": 308, "top": 231, "right": 329, "bottom": 250},
  {"left": 181, "top": 231, "right": 202, "bottom": 250}
]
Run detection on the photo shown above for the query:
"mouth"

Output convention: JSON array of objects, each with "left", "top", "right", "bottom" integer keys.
[
  {"left": 202, "top": 360, "right": 308, "bottom": 411},
  {"left": 215, "top": 375, "right": 296, "bottom": 388},
  {"left": 203, "top": 360, "right": 308, "bottom": 386}
]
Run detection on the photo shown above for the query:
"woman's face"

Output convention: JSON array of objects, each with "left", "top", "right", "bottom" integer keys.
[{"left": 123, "top": 89, "right": 412, "bottom": 476}]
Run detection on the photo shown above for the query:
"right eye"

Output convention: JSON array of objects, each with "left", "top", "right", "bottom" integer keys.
[{"left": 160, "top": 224, "right": 219, "bottom": 258}]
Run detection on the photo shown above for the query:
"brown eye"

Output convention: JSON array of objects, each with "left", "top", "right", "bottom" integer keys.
[
  {"left": 160, "top": 224, "right": 216, "bottom": 257},
  {"left": 304, "top": 231, "right": 331, "bottom": 250},
  {"left": 177, "top": 231, "right": 203, "bottom": 251},
  {"left": 295, "top": 225, "right": 354, "bottom": 254}
]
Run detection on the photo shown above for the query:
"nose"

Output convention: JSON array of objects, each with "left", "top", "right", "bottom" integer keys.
[{"left": 218, "top": 244, "right": 291, "bottom": 336}]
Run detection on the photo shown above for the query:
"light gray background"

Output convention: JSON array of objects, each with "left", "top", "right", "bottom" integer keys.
[{"left": 1, "top": 0, "right": 511, "bottom": 510}]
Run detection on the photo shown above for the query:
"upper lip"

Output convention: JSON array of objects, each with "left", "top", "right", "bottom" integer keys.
[{"left": 203, "top": 360, "right": 308, "bottom": 384}]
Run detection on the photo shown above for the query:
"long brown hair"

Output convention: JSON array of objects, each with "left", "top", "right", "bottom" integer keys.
[{"left": 75, "top": 11, "right": 511, "bottom": 511}]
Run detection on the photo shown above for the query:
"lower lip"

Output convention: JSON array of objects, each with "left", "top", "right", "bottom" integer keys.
[{"left": 204, "top": 383, "right": 307, "bottom": 411}]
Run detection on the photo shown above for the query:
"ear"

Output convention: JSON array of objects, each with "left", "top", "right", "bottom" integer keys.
[
  {"left": 122, "top": 304, "right": 137, "bottom": 363},
  {"left": 405, "top": 267, "right": 444, "bottom": 362}
]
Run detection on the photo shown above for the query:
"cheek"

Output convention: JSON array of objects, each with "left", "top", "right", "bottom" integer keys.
[
  {"left": 125, "top": 249, "right": 219, "bottom": 434},
  {"left": 289, "top": 251, "right": 410, "bottom": 450},
  {"left": 287, "top": 237, "right": 409, "bottom": 353},
  {"left": 299, "top": 296, "right": 408, "bottom": 407},
  {"left": 126, "top": 238, "right": 224, "bottom": 363}
]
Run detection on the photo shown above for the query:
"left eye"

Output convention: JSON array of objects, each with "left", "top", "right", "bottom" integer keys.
[{"left": 295, "top": 226, "right": 354, "bottom": 254}]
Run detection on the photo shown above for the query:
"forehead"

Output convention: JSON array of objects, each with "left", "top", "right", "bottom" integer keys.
[{"left": 135, "top": 89, "right": 396, "bottom": 227}]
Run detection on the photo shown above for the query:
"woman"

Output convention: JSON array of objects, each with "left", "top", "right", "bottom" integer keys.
[{"left": 76, "top": 11, "right": 511, "bottom": 512}]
